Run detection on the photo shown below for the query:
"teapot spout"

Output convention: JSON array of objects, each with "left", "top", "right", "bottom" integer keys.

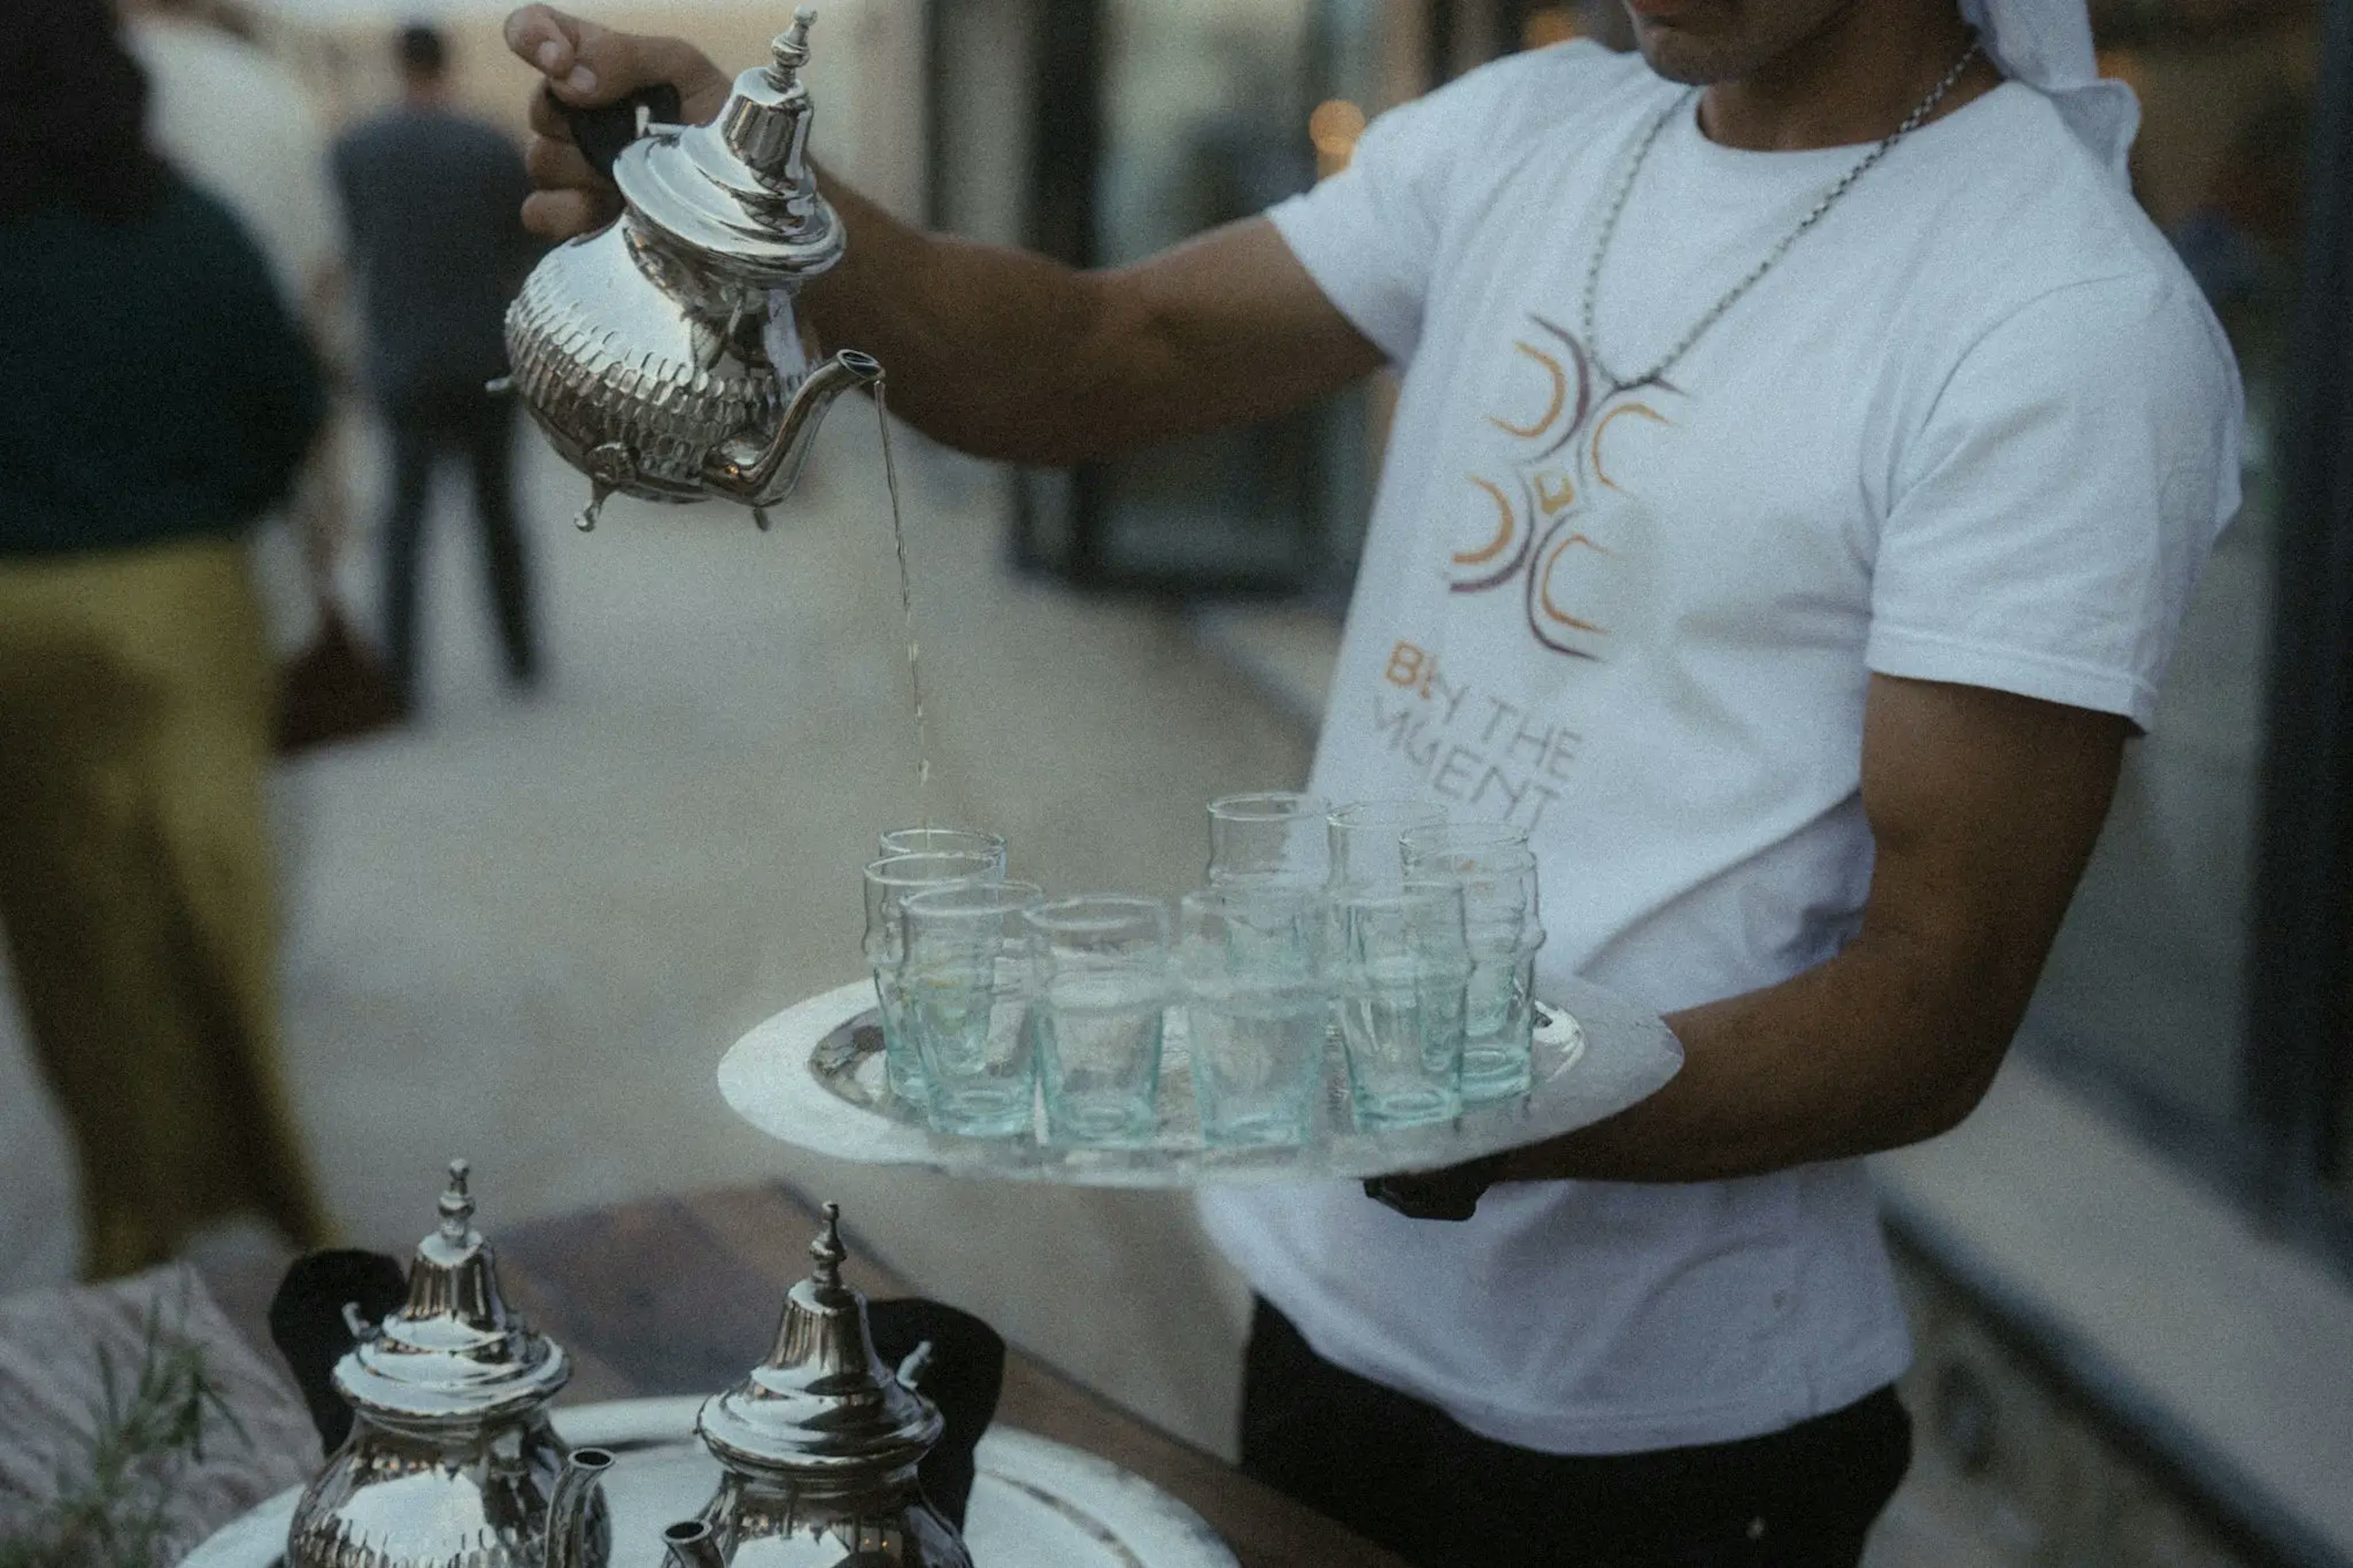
[
  {"left": 545, "top": 1447, "right": 615, "bottom": 1568},
  {"left": 705, "top": 348, "right": 882, "bottom": 508},
  {"left": 660, "top": 1520, "right": 728, "bottom": 1568}
]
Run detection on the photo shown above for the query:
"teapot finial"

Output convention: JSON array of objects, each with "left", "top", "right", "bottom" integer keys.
[
  {"left": 438, "top": 1158, "right": 475, "bottom": 1243},
  {"left": 770, "top": 9, "right": 817, "bottom": 81},
  {"left": 811, "top": 1200, "right": 847, "bottom": 1287}
]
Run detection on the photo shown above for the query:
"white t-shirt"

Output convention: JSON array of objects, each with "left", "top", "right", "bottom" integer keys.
[{"left": 1200, "top": 43, "right": 2241, "bottom": 1455}]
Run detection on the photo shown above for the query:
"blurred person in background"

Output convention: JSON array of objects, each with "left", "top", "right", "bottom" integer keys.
[
  {"left": 123, "top": 0, "right": 357, "bottom": 670},
  {"left": 335, "top": 23, "right": 542, "bottom": 714},
  {"left": 0, "top": 0, "right": 331, "bottom": 1277}
]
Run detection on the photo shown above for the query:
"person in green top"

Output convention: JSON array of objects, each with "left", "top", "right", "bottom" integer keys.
[{"left": 0, "top": 0, "right": 332, "bottom": 1276}]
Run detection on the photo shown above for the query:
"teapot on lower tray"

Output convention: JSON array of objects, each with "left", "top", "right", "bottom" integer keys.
[
  {"left": 286, "top": 1161, "right": 605, "bottom": 1568},
  {"left": 563, "top": 1202, "right": 972, "bottom": 1567}
]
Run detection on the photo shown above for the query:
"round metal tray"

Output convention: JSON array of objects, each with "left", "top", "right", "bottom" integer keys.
[
  {"left": 181, "top": 1398, "right": 1236, "bottom": 1568},
  {"left": 718, "top": 974, "right": 1683, "bottom": 1186}
]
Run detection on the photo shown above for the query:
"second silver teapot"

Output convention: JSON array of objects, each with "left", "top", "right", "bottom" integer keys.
[
  {"left": 503, "top": 8, "right": 879, "bottom": 534},
  {"left": 287, "top": 1161, "right": 606, "bottom": 1568},
  {"left": 546, "top": 1202, "right": 972, "bottom": 1568}
]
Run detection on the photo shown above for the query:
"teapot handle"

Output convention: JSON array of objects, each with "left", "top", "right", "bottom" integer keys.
[{"left": 556, "top": 82, "right": 684, "bottom": 183}]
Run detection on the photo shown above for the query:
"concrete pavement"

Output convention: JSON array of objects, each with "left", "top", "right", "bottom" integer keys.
[{"left": 0, "top": 406, "right": 1311, "bottom": 1455}]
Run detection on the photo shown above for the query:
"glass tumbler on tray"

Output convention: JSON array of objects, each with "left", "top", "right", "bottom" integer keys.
[
  {"left": 900, "top": 878, "right": 1047, "bottom": 1138},
  {"left": 877, "top": 825, "right": 1009, "bottom": 872},
  {"left": 1206, "top": 790, "right": 1329, "bottom": 888},
  {"left": 1403, "top": 824, "right": 1545, "bottom": 1103},
  {"left": 1330, "top": 879, "right": 1473, "bottom": 1129},
  {"left": 1326, "top": 799, "right": 1449, "bottom": 892},
  {"left": 1178, "top": 884, "right": 1328, "bottom": 1148},
  {"left": 864, "top": 850, "right": 1004, "bottom": 1105},
  {"left": 1026, "top": 895, "right": 1171, "bottom": 1145}
]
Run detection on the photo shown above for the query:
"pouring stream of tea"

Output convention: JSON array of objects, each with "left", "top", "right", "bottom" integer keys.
[{"left": 874, "top": 374, "right": 935, "bottom": 822}]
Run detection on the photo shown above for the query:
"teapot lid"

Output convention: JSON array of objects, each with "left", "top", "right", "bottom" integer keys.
[
  {"left": 696, "top": 1203, "right": 944, "bottom": 1482},
  {"left": 332, "top": 1160, "right": 570, "bottom": 1428},
  {"left": 616, "top": 7, "right": 846, "bottom": 287}
]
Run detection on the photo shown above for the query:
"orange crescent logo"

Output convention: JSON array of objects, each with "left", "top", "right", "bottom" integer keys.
[
  {"left": 1455, "top": 475, "right": 1517, "bottom": 567},
  {"left": 1591, "top": 401, "right": 1668, "bottom": 493},
  {"left": 1488, "top": 341, "right": 1567, "bottom": 440},
  {"left": 1537, "top": 531, "right": 1612, "bottom": 635}
]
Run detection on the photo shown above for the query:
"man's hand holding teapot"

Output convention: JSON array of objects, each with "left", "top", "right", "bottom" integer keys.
[{"left": 504, "top": 6, "right": 729, "bottom": 241}]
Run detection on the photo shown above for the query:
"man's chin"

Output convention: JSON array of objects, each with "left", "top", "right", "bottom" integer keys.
[
  {"left": 1631, "top": 21, "right": 1737, "bottom": 86},
  {"left": 1634, "top": 37, "right": 1717, "bottom": 85}
]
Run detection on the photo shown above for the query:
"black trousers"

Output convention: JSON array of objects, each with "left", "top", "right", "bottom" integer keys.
[
  {"left": 1240, "top": 1301, "right": 1911, "bottom": 1568},
  {"left": 381, "top": 382, "right": 537, "bottom": 705}
]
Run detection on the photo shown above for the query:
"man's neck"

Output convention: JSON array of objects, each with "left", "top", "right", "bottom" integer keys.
[{"left": 1700, "top": 3, "right": 1996, "bottom": 152}]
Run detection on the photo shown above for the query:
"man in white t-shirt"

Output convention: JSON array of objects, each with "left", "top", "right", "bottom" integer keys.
[{"left": 504, "top": 0, "right": 2240, "bottom": 1560}]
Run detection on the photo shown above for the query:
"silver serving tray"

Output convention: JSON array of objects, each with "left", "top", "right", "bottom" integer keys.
[
  {"left": 718, "top": 975, "right": 1683, "bottom": 1186},
  {"left": 181, "top": 1398, "right": 1236, "bottom": 1568}
]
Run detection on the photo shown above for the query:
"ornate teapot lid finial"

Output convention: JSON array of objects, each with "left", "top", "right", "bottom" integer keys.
[
  {"left": 810, "top": 1200, "right": 847, "bottom": 1285},
  {"left": 616, "top": 4, "right": 843, "bottom": 284},
  {"left": 695, "top": 1201, "right": 944, "bottom": 1482},
  {"left": 332, "top": 1159, "right": 570, "bottom": 1429},
  {"left": 436, "top": 1158, "right": 475, "bottom": 1240},
  {"left": 769, "top": 8, "right": 817, "bottom": 79}
]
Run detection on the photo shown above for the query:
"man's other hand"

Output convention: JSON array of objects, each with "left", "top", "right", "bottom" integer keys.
[
  {"left": 1365, "top": 1153, "right": 1510, "bottom": 1222},
  {"left": 502, "top": 7, "right": 730, "bottom": 240}
]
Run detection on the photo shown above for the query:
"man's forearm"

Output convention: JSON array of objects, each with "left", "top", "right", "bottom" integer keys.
[
  {"left": 802, "top": 178, "right": 1113, "bottom": 464},
  {"left": 803, "top": 181, "right": 1381, "bottom": 468},
  {"left": 1491, "top": 933, "right": 2010, "bottom": 1185}
]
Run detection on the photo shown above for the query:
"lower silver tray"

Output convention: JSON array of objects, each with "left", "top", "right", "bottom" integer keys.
[
  {"left": 181, "top": 1397, "right": 1236, "bottom": 1568},
  {"left": 719, "top": 974, "right": 1683, "bottom": 1186}
]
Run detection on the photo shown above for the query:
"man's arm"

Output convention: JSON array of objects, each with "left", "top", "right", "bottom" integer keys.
[
  {"left": 1491, "top": 674, "right": 2126, "bottom": 1186},
  {"left": 502, "top": 7, "right": 1383, "bottom": 466}
]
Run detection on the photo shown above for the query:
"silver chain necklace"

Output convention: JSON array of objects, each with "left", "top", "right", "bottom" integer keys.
[{"left": 1580, "top": 39, "right": 1983, "bottom": 391}]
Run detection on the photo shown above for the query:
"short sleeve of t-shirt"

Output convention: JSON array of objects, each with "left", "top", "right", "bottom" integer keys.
[
  {"left": 1265, "top": 47, "right": 1594, "bottom": 366},
  {"left": 1865, "top": 273, "right": 2243, "bottom": 730}
]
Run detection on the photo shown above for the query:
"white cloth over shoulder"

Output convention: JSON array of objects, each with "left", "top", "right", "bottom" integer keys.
[{"left": 1968, "top": 0, "right": 2139, "bottom": 180}]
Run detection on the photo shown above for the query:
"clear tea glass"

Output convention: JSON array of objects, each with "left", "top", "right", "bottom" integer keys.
[
  {"left": 900, "top": 879, "right": 1047, "bottom": 1138},
  {"left": 1206, "top": 791, "right": 1329, "bottom": 888},
  {"left": 1026, "top": 895, "right": 1171, "bottom": 1145},
  {"left": 1326, "top": 799, "right": 1449, "bottom": 892},
  {"left": 1403, "top": 839, "right": 1543, "bottom": 1102},
  {"left": 877, "top": 826, "right": 1009, "bottom": 873},
  {"left": 863, "top": 850, "right": 1002, "bottom": 1105},
  {"left": 1329, "top": 881, "right": 1472, "bottom": 1129},
  {"left": 1178, "top": 884, "right": 1328, "bottom": 1148}
]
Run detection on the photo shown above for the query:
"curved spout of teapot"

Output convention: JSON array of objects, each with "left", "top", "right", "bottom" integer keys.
[
  {"left": 704, "top": 348, "right": 883, "bottom": 509},
  {"left": 545, "top": 1447, "right": 616, "bottom": 1568},
  {"left": 659, "top": 1520, "right": 728, "bottom": 1568}
]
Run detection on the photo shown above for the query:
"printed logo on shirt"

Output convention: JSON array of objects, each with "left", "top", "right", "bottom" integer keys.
[
  {"left": 1333, "top": 315, "right": 1682, "bottom": 828},
  {"left": 1450, "top": 314, "right": 1679, "bottom": 661},
  {"left": 1371, "top": 639, "right": 1582, "bottom": 828}
]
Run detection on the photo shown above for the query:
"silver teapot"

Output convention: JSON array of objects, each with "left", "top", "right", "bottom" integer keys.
[
  {"left": 548, "top": 1202, "right": 972, "bottom": 1568},
  {"left": 502, "top": 8, "right": 879, "bottom": 534},
  {"left": 287, "top": 1160, "right": 606, "bottom": 1568}
]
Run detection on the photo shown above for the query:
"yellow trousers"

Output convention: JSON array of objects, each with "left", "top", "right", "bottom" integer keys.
[{"left": 0, "top": 537, "right": 328, "bottom": 1277}]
